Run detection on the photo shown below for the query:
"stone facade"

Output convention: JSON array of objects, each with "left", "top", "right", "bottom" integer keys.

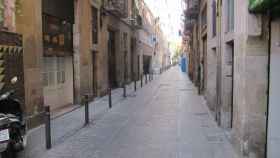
[
  {"left": 183, "top": 0, "right": 274, "bottom": 158},
  {"left": 1, "top": 0, "right": 171, "bottom": 156}
]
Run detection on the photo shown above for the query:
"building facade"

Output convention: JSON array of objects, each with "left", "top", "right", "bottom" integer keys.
[
  {"left": 1, "top": 0, "right": 171, "bottom": 157},
  {"left": 183, "top": 0, "right": 280, "bottom": 158}
]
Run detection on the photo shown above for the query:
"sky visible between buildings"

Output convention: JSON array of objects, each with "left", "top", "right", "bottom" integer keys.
[{"left": 144, "top": 0, "right": 185, "bottom": 43}]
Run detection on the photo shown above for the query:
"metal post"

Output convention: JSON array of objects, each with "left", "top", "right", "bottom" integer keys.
[
  {"left": 84, "top": 94, "right": 89, "bottom": 125},
  {"left": 108, "top": 87, "right": 112, "bottom": 109},
  {"left": 141, "top": 74, "right": 143, "bottom": 87},
  {"left": 45, "top": 106, "right": 51, "bottom": 149},
  {"left": 145, "top": 74, "right": 148, "bottom": 84},
  {"left": 134, "top": 76, "right": 137, "bottom": 92},
  {"left": 123, "top": 51, "right": 127, "bottom": 98},
  {"left": 123, "top": 83, "right": 126, "bottom": 98}
]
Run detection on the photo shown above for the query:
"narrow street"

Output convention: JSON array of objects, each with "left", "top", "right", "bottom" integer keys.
[
  {"left": 39, "top": 67, "right": 238, "bottom": 158},
  {"left": 1, "top": 0, "right": 279, "bottom": 157}
]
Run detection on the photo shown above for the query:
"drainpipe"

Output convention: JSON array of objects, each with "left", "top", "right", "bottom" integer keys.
[
  {"left": 215, "top": 0, "right": 222, "bottom": 125},
  {"left": 265, "top": 3, "right": 272, "bottom": 158}
]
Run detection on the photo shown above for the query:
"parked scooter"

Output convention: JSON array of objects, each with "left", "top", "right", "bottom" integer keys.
[{"left": 0, "top": 77, "right": 26, "bottom": 158}]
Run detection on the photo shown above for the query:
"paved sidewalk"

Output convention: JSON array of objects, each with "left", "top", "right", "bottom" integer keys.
[
  {"left": 38, "top": 67, "right": 238, "bottom": 158},
  {"left": 49, "top": 74, "right": 157, "bottom": 146}
]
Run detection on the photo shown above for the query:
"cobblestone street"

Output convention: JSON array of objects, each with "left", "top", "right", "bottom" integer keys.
[{"left": 37, "top": 67, "right": 238, "bottom": 158}]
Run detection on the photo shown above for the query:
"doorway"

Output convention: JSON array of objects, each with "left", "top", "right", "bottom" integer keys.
[
  {"left": 130, "top": 38, "right": 135, "bottom": 81},
  {"left": 108, "top": 30, "right": 118, "bottom": 89},
  {"left": 201, "top": 36, "right": 207, "bottom": 93},
  {"left": 92, "top": 51, "right": 97, "bottom": 96},
  {"left": 137, "top": 55, "right": 140, "bottom": 80},
  {"left": 42, "top": 0, "right": 74, "bottom": 110},
  {"left": 143, "top": 55, "right": 151, "bottom": 75},
  {"left": 225, "top": 41, "right": 234, "bottom": 128}
]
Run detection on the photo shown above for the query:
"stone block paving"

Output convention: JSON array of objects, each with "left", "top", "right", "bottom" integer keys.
[{"left": 37, "top": 67, "right": 239, "bottom": 158}]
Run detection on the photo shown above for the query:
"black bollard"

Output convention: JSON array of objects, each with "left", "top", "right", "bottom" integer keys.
[
  {"left": 123, "top": 82, "right": 126, "bottom": 98},
  {"left": 141, "top": 74, "right": 143, "bottom": 87},
  {"left": 108, "top": 87, "right": 112, "bottom": 109},
  {"left": 45, "top": 106, "right": 51, "bottom": 149},
  {"left": 134, "top": 75, "right": 137, "bottom": 92},
  {"left": 84, "top": 94, "right": 89, "bottom": 125},
  {"left": 145, "top": 74, "right": 148, "bottom": 84}
]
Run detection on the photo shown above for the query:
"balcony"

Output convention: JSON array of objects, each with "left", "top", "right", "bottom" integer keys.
[
  {"left": 132, "top": 14, "right": 143, "bottom": 29},
  {"left": 104, "top": 0, "right": 128, "bottom": 18},
  {"left": 184, "top": 18, "right": 196, "bottom": 31},
  {"left": 184, "top": 0, "right": 199, "bottom": 19},
  {"left": 187, "top": 0, "right": 199, "bottom": 9}
]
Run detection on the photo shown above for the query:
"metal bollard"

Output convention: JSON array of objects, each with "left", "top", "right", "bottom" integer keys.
[
  {"left": 145, "top": 74, "right": 148, "bottom": 84},
  {"left": 123, "top": 83, "right": 126, "bottom": 98},
  {"left": 84, "top": 95, "right": 89, "bottom": 125},
  {"left": 45, "top": 106, "right": 51, "bottom": 149},
  {"left": 141, "top": 74, "right": 143, "bottom": 87},
  {"left": 108, "top": 87, "right": 112, "bottom": 109},
  {"left": 134, "top": 78, "right": 137, "bottom": 92}
]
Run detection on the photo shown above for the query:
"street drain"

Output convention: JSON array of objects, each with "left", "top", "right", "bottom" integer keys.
[
  {"left": 128, "top": 94, "right": 137, "bottom": 97},
  {"left": 194, "top": 112, "right": 208, "bottom": 116},
  {"left": 201, "top": 124, "right": 210, "bottom": 128},
  {"left": 179, "top": 88, "right": 193, "bottom": 91},
  {"left": 159, "top": 83, "right": 170, "bottom": 87},
  {"left": 206, "top": 135, "right": 224, "bottom": 143}
]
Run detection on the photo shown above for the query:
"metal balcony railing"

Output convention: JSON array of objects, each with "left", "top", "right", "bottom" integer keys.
[
  {"left": 187, "top": 0, "right": 199, "bottom": 10},
  {"left": 132, "top": 14, "right": 142, "bottom": 29},
  {"left": 104, "top": 0, "right": 128, "bottom": 18},
  {"left": 184, "top": 18, "right": 196, "bottom": 31},
  {"left": 184, "top": 0, "right": 199, "bottom": 19}
]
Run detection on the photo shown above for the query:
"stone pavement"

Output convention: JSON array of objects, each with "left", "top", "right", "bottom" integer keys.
[{"left": 37, "top": 67, "right": 239, "bottom": 158}]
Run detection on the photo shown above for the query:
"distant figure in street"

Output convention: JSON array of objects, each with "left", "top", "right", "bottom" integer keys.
[{"left": 143, "top": 63, "right": 149, "bottom": 75}]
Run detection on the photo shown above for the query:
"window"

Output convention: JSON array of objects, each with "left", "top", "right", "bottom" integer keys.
[
  {"left": 227, "top": 0, "right": 234, "bottom": 32},
  {"left": 123, "top": 33, "right": 128, "bottom": 50},
  {"left": 43, "top": 57, "right": 66, "bottom": 87},
  {"left": 201, "top": 8, "right": 207, "bottom": 29},
  {"left": 91, "top": 7, "right": 98, "bottom": 44},
  {"left": 212, "top": 0, "right": 217, "bottom": 37},
  {"left": 57, "top": 57, "right": 66, "bottom": 84}
]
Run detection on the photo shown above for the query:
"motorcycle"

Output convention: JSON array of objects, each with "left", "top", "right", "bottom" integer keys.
[{"left": 0, "top": 77, "right": 26, "bottom": 158}]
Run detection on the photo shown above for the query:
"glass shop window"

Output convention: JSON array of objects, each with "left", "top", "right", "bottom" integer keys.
[{"left": 43, "top": 57, "right": 66, "bottom": 87}]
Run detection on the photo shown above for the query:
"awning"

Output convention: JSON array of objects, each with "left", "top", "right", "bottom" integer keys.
[{"left": 249, "top": 0, "right": 280, "bottom": 13}]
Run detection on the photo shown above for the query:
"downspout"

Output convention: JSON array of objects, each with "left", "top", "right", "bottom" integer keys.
[
  {"left": 216, "top": 0, "right": 222, "bottom": 125},
  {"left": 265, "top": 1, "right": 272, "bottom": 157}
]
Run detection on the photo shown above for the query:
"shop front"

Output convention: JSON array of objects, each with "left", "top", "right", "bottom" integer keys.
[{"left": 42, "top": 0, "right": 75, "bottom": 110}]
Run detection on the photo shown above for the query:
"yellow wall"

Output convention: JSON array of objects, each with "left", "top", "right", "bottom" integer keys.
[
  {"left": 73, "top": 0, "right": 94, "bottom": 102},
  {"left": 15, "top": 0, "right": 44, "bottom": 127}
]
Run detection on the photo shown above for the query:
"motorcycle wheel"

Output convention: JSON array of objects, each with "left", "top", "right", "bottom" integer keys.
[{"left": 1, "top": 144, "right": 16, "bottom": 158}]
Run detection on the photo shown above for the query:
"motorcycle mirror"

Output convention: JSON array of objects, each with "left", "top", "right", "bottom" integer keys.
[{"left": 11, "top": 76, "right": 18, "bottom": 84}]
